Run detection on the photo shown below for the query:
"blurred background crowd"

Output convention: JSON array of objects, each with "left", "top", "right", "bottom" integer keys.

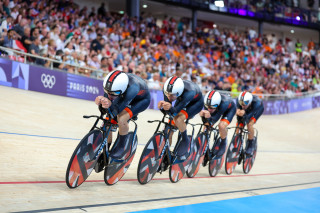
[{"left": 0, "top": 0, "right": 320, "bottom": 97}]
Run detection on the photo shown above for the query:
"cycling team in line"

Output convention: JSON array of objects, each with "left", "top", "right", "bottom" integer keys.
[{"left": 95, "top": 70, "right": 265, "bottom": 161}]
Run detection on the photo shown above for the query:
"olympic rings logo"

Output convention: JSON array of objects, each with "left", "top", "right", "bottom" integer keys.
[{"left": 41, "top": 74, "right": 56, "bottom": 89}]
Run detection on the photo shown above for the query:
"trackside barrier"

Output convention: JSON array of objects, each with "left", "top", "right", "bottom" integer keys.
[{"left": 1, "top": 57, "right": 319, "bottom": 115}]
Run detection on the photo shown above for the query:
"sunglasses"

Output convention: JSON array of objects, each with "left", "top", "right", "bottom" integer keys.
[
  {"left": 164, "top": 91, "right": 177, "bottom": 98},
  {"left": 205, "top": 104, "right": 218, "bottom": 110},
  {"left": 239, "top": 100, "right": 249, "bottom": 106},
  {"left": 104, "top": 89, "right": 121, "bottom": 96}
]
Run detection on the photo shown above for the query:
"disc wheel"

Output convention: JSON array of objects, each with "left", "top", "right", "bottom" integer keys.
[
  {"left": 66, "top": 130, "right": 103, "bottom": 188},
  {"left": 243, "top": 137, "right": 258, "bottom": 174},
  {"left": 225, "top": 134, "right": 243, "bottom": 175},
  {"left": 104, "top": 132, "right": 138, "bottom": 185},
  {"left": 186, "top": 133, "right": 208, "bottom": 178},
  {"left": 137, "top": 133, "right": 166, "bottom": 184}
]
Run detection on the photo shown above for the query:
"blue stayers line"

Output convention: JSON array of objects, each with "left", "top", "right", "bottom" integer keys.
[
  {"left": 0, "top": 131, "right": 80, "bottom": 141},
  {"left": 0, "top": 131, "right": 147, "bottom": 145}
]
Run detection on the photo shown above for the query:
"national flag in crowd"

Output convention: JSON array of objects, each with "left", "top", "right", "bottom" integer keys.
[{"left": 13, "top": 40, "right": 27, "bottom": 53}]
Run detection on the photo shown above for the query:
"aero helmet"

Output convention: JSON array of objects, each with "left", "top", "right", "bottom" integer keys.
[
  {"left": 238, "top": 91, "right": 253, "bottom": 106},
  {"left": 163, "top": 76, "right": 184, "bottom": 97},
  {"left": 204, "top": 90, "right": 221, "bottom": 109},
  {"left": 103, "top": 70, "right": 129, "bottom": 96}
]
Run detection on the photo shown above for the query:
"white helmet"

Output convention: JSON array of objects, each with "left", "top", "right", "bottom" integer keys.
[
  {"left": 163, "top": 76, "right": 184, "bottom": 97},
  {"left": 204, "top": 90, "right": 221, "bottom": 109},
  {"left": 238, "top": 91, "right": 253, "bottom": 106},
  {"left": 103, "top": 70, "right": 129, "bottom": 96}
]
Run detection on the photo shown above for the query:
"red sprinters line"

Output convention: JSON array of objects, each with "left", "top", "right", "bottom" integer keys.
[{"left": 0, "top": 171, "right": 319, "bottom": 185}]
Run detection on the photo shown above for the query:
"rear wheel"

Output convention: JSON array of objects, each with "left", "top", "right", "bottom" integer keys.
[
  {"left": 104, "top": 132, "right": 138, "bottom": 185},
  {"left": 243, "top": 137, "right": 258, "bottom": 174},
  {"left": 169, "top": 136, "right": 193, "bottom": 183},
  {"left": 66, "top": 130, "right": 104, "bottom": 188},
  {"left": 225, "top": 134, "right": 243, "bottom": 175},
  {"left": 137, "top": 133, "right": 166, "bottom": 184}
]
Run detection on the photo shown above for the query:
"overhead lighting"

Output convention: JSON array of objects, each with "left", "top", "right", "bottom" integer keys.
[
  {"left": 119, "top": 11, "right": 124, "bottom": 14},
  {"left": 142, "top": 4, "right": 148, "bottom": 8},
  {"left": 290, "top": 29, "right": 294, "bottom": 33},
  {"left": 214, "top": 0, "right": 224, "bottom": 7}
]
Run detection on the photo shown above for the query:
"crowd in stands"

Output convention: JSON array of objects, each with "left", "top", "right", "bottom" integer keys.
[{"left": 0, "top": 0, "right": 320, "bottom": 98}]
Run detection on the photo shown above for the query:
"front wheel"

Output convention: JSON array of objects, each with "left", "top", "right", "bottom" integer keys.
[
  {"left": 66, "top": 130, "right": 104, "bottom": 188},
  {"left": 208, "top": 154, "right": 226, "bottom": 177},
  {"left": 137, "top": 133, "right": 166, "bottom": 184},
  {"left": 186, "top": 133, "right": 208, "bottom": 178}
]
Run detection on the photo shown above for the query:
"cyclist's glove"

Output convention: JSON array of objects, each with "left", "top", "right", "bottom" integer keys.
[{"left": 201, "top": 116, "right": 208, "bottom": 124}]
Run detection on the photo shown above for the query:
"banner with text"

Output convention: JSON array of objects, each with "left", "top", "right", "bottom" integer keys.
[{"left": 1, "top": 57, "right": 320, "bottom": 115}]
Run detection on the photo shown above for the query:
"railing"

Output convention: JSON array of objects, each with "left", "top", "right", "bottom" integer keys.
[
  {"left": 1, "top": 45, "right": 319, "bottom": 101},
  {"left": 0, "top": 46, "right": 105, "bottom": 77},
  {"left": 216, "top": 90, "right": 320, "bottom": 101}
]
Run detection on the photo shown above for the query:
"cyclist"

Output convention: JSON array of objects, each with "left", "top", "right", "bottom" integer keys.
[
  {"left": 236, "top": 91, "right": 264, "bottom": 155},
  {"left": 200, "top": 90, "right": 236, "bottom": 157},
  {"left": 158, "top": 76, "right": 204, "bottom": 160},
  {"left": 95, "top": 70, "right": 151, "bottom": 162}
]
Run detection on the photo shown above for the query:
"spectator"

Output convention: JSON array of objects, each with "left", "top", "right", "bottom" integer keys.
[
  {"left": 20, "top": 27, "right": 32, "bottom": 51},
  {"left": 29, "top": 36, "right": 40, "bottom": 56},
  {"left": 56, "top": 32, "right": 66, "bottom": 51},
  {"left": 97, "top": 3, "right": 106, "bottom": 17},
  {"left": 49, "top": 25, "right": 60, "bottom": 41},
  {"left": 0, "top": 16, "right": 13, "bottom": 37},
  {"left": 148, "top": 72, "right": 161, "bottom": 90},
  {"left": 13, "top": 18, "right": 27, "bottom": 37},
  {"left": 3, "top": 28, "right": 15, "bottom": 48},
  {"left": 0, "top": 0, "right": 318, "bottom": 97},
  {"left": 88, "top": 54, "right": 100, "bottom": 69},
  {"left": 30, "top": 27, "right": 39, "bottom": 41},
  {"left": 90, "top": 33, "right": 103, "bottom": 53}
]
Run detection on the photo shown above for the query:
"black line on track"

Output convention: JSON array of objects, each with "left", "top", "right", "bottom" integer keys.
[{"left": 12, "top": 181, "right": 320, "bottom": 213}]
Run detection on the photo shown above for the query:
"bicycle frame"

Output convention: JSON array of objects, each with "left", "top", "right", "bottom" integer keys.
[
  {"left": 228, "top": 126, "right": 258, "bottom": 143},
  {"left": 228, "top": 126, "right": 258, "bottom": 157},
  {"left": 147, "top": 113, "right": 174, "bottom": 171},
  {"left": 196, "top": 123, "right": 220, "bottom": 153},
  {"left": 84, "top": 106, "right": 138, "bottom": 164},
  {"left": 147, "top": 110, "right": 197, "bottom": 172}
]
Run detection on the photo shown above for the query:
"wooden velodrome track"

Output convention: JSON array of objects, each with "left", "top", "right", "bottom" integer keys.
[{"left": 1, "top": 85, "right": 320, "bottom": 212}]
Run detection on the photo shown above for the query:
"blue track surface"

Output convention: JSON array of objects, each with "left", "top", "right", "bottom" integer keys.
[{"left": 133, "top": 187, "right": 320, "bottom": 213}]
